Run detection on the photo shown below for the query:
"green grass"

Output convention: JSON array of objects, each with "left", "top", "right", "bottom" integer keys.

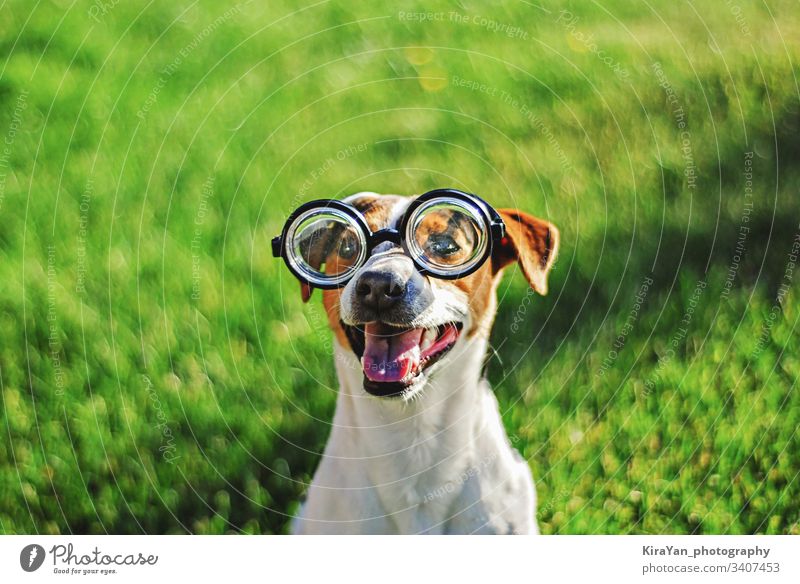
[{"left": 1, "top": 0, "right": 799, "bottom": 534}]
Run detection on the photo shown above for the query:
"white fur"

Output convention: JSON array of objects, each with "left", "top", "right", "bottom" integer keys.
[{"left": 292, "top": 334, "right": 537, "bottom": 534}]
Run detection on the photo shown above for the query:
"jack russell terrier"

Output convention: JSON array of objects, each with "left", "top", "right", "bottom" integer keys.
[{"left": 272, "top": 188, "right": 559, "bottom": 534}]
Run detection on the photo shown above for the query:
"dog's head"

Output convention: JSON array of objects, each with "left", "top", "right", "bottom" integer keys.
[{"left": 299, "top": 192, "right": 559, "bottom": 400}]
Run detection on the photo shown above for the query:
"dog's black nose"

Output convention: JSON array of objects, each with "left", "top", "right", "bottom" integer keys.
[{"left": 355, "top": 270, "right": 406, "bottom": 312}]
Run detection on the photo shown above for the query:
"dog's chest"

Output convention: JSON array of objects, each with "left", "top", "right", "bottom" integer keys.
[
  {"left": 299, "top": 341, "right": 537, "bottom": 534},
  {"left": 377, "top": 451, "right": 470, "bottom": 532},
  {"left": 358, "top": 406, "right": 480, "bottom": 531}
]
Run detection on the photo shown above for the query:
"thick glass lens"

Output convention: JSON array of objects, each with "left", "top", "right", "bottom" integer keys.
[
  {"left": 286, "top": 208, "right": 366, "bottom": 286},
  {"left": 406, "top": 199, "right": 488, "bottom": 276}
]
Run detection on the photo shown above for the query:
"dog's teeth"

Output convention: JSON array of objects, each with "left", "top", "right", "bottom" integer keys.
[{"left": 420, "top": 327, "right": 436, "bottom": 351}]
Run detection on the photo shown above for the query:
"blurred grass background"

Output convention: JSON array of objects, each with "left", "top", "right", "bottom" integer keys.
[{"left": 1, "top": 0, "right": 799, "bottom": 534}]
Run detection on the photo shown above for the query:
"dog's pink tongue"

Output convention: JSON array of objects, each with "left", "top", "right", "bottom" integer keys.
[{"left": 362, "top": 323, "right": 423, "bottom": 383}]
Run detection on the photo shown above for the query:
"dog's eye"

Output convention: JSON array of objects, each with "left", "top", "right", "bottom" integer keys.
[
  {"left": 338, "top": 234, "right": 358, "bottom": 259},
  {"left": 428, "top": 233, "right": 461, "bottom": 257}
]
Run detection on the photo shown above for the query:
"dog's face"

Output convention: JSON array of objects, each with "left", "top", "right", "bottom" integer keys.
[{"left": 300, "top": 193, "right": 559, "bottom": 400}]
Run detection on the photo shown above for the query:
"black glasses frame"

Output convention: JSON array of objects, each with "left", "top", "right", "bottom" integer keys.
[{"left": 272, "top": 188, "right": 506, "bottom": 288}]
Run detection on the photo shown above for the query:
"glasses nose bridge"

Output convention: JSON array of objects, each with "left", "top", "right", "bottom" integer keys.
[{"left": 368, "top": 227, "right": 402, "bottom": 251}]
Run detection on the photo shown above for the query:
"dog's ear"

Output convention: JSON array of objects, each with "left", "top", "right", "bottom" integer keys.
[
  {"left": 492, "top": 209, "right": 559, "bottom": 294},
  {"left": 300, "top": 282, "right": 314, "bottom": 303}
]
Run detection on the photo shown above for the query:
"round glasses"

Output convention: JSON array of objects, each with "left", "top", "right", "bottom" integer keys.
[{"left": 271, "top": 189, "right": 506, "bottom": 289}]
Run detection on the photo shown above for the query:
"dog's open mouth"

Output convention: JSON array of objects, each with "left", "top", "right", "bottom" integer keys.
[{"left": 343, "top": 321, "right": 463, "bottom": 397}]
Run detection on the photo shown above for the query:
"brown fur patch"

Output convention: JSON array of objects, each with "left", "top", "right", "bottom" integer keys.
[
  {"left": 350, "top": 195, "right": 398, "bottom": 230},
  {"left": 444, "top": 262, "right": 499, "bottom": 338},
  {"left": 322, "top": 288, "right": 348, "bottom": 347}
]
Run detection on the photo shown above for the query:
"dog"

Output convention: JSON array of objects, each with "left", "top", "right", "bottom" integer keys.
[{"left": 285, "top": 191, "right": 559, "bottom": 534}]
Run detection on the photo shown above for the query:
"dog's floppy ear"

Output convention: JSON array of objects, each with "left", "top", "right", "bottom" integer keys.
[
  {"left": 492, "top": 209, "right": 559, "bottom": 294},
  {"left": 300, "top": 282, "right": 314, "bottom": 303}
]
